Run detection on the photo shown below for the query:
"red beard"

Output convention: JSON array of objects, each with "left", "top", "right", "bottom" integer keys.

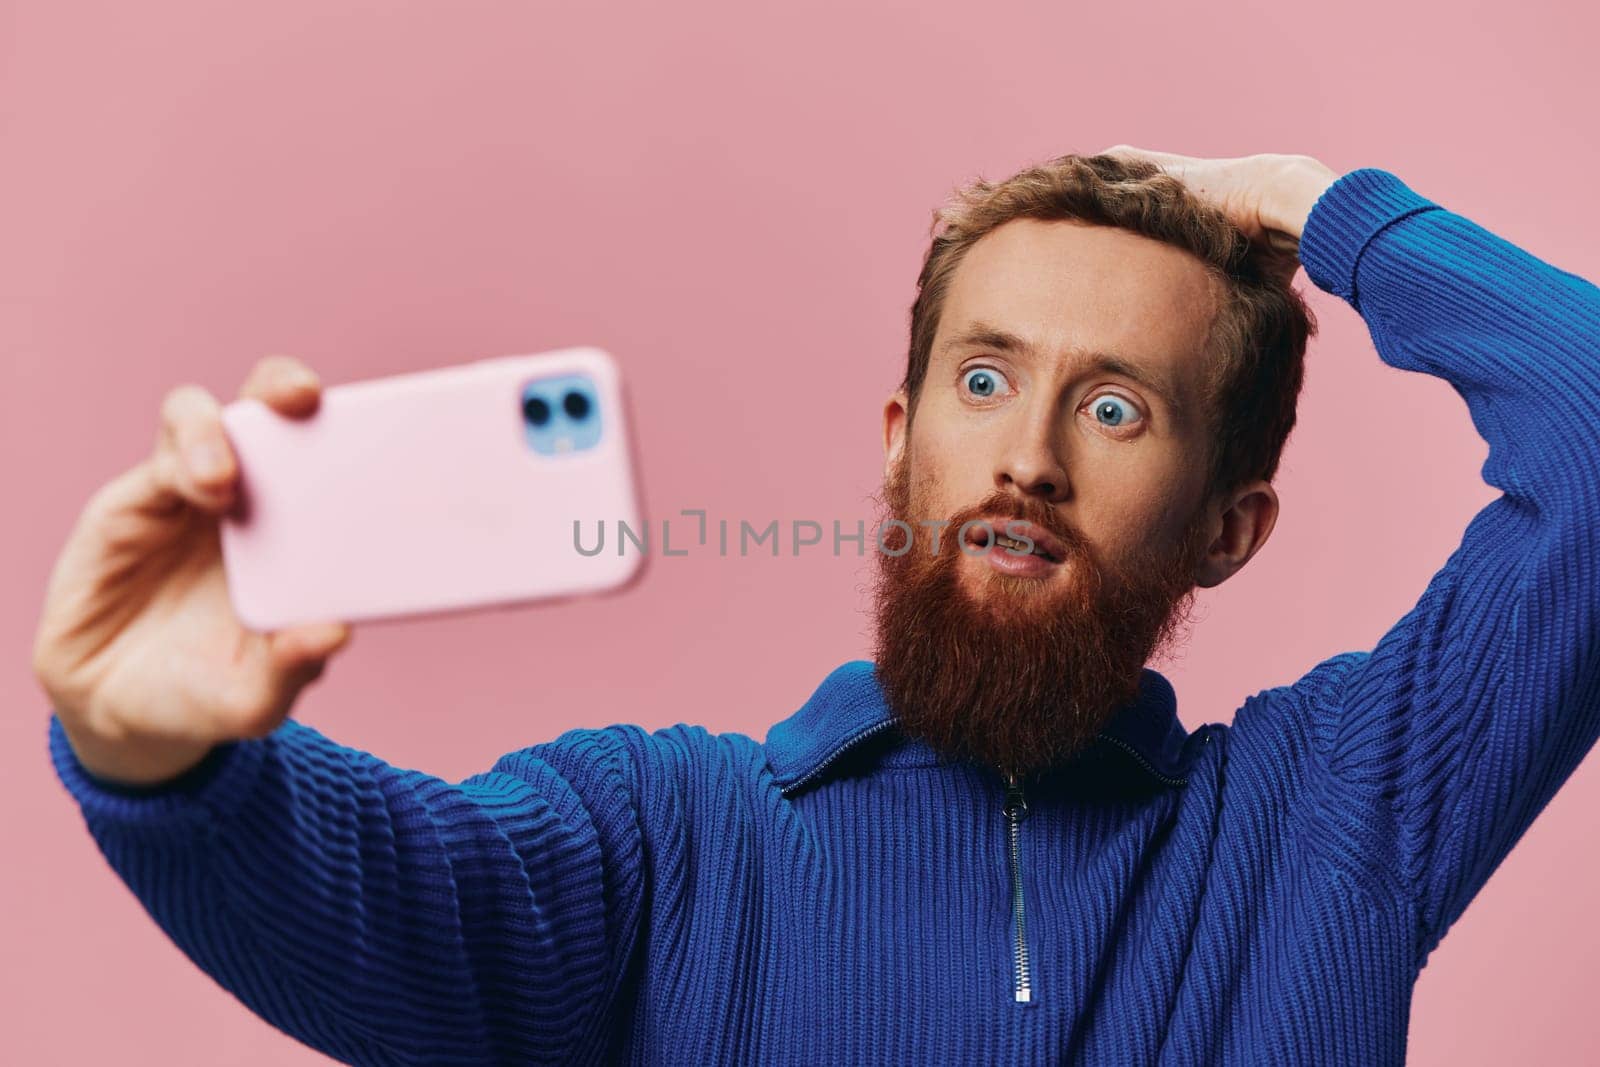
[{"left": 871, "top": 453, "right": 1211, "bottom": 777}]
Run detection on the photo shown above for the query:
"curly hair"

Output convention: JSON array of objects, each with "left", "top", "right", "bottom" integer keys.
[{"left": 903, "top": 152, "right": 1316, "bottom": 504}]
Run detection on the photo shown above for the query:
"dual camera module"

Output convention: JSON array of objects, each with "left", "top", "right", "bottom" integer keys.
[
  {"left": 521, "top": 372, "right": 603, "bottom": 455},
  {"left": 522, "top": 390, "right": 590, "bottom": 425}
]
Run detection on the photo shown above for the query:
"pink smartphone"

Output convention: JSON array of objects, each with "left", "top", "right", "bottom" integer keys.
[{"left": 218, "top": 347, "right": 646, "bottom": 630}]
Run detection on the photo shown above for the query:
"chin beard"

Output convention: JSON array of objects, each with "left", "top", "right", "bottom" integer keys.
[{"left": 870, "top": 455, "right": 1210, "bottom": 778}]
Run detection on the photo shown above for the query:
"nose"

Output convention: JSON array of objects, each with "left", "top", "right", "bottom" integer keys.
[{"left": 994, "top": 409, "right": 1070, "bottom": 504}]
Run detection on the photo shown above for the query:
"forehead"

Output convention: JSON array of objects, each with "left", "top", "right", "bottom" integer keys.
[{"left": 936, "top": 218, "right": 1219, "bottom": 408}]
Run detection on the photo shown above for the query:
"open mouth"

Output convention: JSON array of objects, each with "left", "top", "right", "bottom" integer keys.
[{"left": 965, "top": 519, "right": 1068, "bottom": 564}]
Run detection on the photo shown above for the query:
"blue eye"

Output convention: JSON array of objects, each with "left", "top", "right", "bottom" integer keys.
[
  {"left": 962, "top": 367, "right": 1010, "bottom": 398},
  {"left": 1089, "top": 393, "right": 1139, "bottom": 428}
]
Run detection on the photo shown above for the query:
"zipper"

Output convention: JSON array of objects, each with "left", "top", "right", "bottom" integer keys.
[
  {"left": 1096, "top": 732, "right": 1191, "bottom": 788},
  {"left": 1003, "top": 771, "right": 1034, "bottom": 1004},
  {"left": 778, "top": 720, "right": 897, "bottom": 797}
]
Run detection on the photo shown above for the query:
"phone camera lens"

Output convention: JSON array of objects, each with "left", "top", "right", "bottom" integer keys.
[
  {"left": 523, "top": 395, "right": 551, "bottom": 426},
  {"left": 562, "top": 391, "right": 591, "bottom": 419}
]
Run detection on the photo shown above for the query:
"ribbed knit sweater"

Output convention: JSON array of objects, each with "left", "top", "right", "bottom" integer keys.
[{"left": 47, "top": 168, "right": 1600, "bottom": 1065}]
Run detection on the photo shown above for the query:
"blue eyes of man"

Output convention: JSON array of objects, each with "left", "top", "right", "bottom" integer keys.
[
  {"left": 964, "top": 368, "right": 1005, "bottom": 398},
  {"left": 960, "top": 367, "right": 1138, "bottom": 428}
]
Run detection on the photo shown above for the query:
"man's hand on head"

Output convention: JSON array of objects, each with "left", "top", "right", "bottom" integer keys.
[{"left": 1096, "top": 146, "right": 1339, "bottom": 286}]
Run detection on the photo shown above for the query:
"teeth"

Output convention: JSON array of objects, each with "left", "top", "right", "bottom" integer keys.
[{"left": 975, "top": 528, "right": 1056, "bottom": 561}]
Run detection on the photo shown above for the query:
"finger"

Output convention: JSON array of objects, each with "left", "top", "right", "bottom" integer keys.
[
  {"left": 238, "top": 355, "right": 323, "bottom": 418},
  {"left": 1092, "top": 145, "right": 1192, "bottom": 185},
  {"left": 1096, "top": 144, "right": 1177, "bottom": 165},
  {"left": 1250, "top": 237, "right": 1303, "bottom": 289},
  {"left": 1095, "top": 144, "right": 1148, "bottom": 167},
  {"left": 214, "top": 623, "right": 352, "bottom": 740},
  {"left": 155, "top": 384, "right": 238, "bottom": 513},
  {"left": 266, "top": 621, "right": 354, "bottom": 674},
  {"left": 1262, "top": 230, "right": 1301, "bottom": 256}
]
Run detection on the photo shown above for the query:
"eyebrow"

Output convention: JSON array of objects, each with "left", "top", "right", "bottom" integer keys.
[{"left": 939, "top": 321, "right": 1186, "bottom": 422}]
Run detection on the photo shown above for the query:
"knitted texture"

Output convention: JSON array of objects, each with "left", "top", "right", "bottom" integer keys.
[{"left": 47, "top": 168, "right": 1600, "bottom": 1065}]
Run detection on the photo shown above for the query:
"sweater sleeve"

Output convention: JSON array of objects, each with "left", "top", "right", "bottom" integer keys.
[
  {"left": 1291, "top": 169, "right": 1600, "bottom": 955},
  {"left": 46, "top": 711, "right": 646, "bottom": 1065}
]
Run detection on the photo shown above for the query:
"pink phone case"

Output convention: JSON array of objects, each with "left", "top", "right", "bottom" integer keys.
[{"left": 219, "top": 347, "right": 646, "bottom": 630}]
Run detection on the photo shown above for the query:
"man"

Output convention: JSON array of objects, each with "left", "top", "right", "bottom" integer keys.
[{"left": 33, "top": 147, "right": 1600, "bottom": 1065}]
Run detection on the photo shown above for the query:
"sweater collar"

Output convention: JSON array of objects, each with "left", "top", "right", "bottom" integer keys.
[{"left": 763, "top": 659, "right": 1196, "bottom": 795}]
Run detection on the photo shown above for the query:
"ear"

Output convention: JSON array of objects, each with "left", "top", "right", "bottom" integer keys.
[
  {"left": 882, "top": 389, "right": 910, "bottom": 480},
  {"left": 1193, "top": 479, "right": 1279, "bottom": 589}
]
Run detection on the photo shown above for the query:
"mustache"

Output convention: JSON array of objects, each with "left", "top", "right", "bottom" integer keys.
[{"left": 927, "top": 490, "right": 1093, "bottom": 564}]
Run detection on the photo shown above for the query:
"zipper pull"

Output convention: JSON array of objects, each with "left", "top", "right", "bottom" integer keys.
[{"left": 1003, "top": 771, "right": 1028, "bottom": 822}]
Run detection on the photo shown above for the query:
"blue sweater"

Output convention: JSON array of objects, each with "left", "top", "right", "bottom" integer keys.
[{"left": 47, "top": 169, "right": 1600, "bottom": 1065}]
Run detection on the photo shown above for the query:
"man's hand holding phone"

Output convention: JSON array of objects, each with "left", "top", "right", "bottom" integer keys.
[{"left": 32, "top": 356, "right": 353, "bottom": 788}]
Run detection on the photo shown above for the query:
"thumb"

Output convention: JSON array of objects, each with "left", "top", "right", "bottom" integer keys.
[
  {"left": 220, "top": 623, "right": 353, "bottom": 741},
  {"left": 266, "top": 621, "right": 354, "bottom": 675},
  {"left": 1253, "top": 233, "right": 1303, "bottom": 289}
]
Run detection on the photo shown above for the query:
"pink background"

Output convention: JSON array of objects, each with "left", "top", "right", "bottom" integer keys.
[{"left": 3, "top": 1, "right": 1596, "bottom": 1063}]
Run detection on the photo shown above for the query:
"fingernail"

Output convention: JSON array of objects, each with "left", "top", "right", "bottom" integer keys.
[{"left": 188, "top": 443, "right": 224, "bottom": 479}]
